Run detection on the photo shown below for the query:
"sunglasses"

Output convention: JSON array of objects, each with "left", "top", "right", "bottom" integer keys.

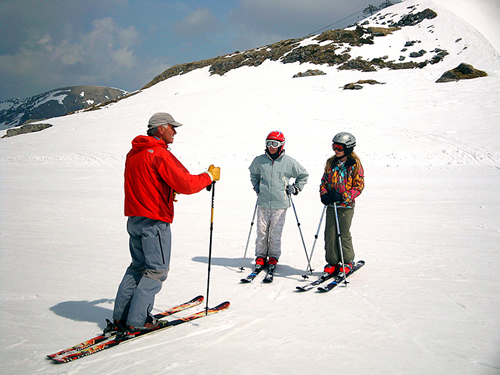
[
  {"left": 332, "top": 143, "right": 344, "bottom": 151},
  {"left": 266, "top": 140, "right": 284, "bottom": 148}
]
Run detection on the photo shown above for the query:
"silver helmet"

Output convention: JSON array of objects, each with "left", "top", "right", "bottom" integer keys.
[{"left": 332, "top": 132, "right": 356, "bottom": 154}]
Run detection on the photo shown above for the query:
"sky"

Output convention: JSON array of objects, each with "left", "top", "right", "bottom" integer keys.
[{"left": 0, "top": 0, "right": 396, "bottom": 101}]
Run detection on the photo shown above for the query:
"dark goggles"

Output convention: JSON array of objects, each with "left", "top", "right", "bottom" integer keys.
[{"left": 332, "top": 143, "right": 345, "bottom": 151}]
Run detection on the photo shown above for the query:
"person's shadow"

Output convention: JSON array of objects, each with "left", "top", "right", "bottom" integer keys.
[
  {"left": 50, "top": 298, "right": 114, "bottom": 330},
  {"left": 192, "top": 256, "right": 316, "bottom": 281}
]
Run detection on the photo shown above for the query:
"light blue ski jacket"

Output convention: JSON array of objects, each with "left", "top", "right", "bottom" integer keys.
[{"left": 249, "top": 151, "right": 309, "bottom": 209}]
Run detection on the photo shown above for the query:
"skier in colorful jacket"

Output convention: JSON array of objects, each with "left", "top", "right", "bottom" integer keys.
[
  {"left": 249, "top": 131, "right": 309, "bottom": 269},
  {"left": 113, "top": 112, "right": 220, "bottom": 332},
  {"left": 319, "top": 132, "right": 364, "bottom": 276}
]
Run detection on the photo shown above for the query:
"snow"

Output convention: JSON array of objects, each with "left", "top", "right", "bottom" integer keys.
[
  {"left": 1, "top": 0, "right": 499, "bottom": 373},
  {"left": 436, "top": 0, "right": 500, "bottom": 54},
  {"left": 0, "top": 100, "right": 15, "bottom": 111},
  {"left": 35, "top": 90, "right": 71, "bottom": 107}
]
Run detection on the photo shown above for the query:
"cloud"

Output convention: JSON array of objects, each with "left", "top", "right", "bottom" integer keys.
[
  {"left": 0, "top": 0, "right": 148, "bottom": 99},
  {"left": 194, "top": 0, "right": 381, "bottom": 61},
  {"left": 35, "top": 17, "right": 141, "bottom": 75},
  {"left": 174, "top": 7, "right": 219, "bottom": 39},
  {"left": 0, "top": 0, "right": 124, "bottom": 53},
  {"left": 235, "top": 0, "right": 372, "bottom": 35},
  {"left": 0, "top": 15, "right": 157, "bottom": 99},
  {"left": 80, "top": 18, "right": 141, "bottom": 67}
]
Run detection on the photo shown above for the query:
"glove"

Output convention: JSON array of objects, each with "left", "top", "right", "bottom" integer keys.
[
  {"left": 253, "top": 185, "right": 260, "bottom": 195},
  {"left": 320, "top": 191, "right": 343, "bottom": 205},
  {"left": 286, "top": 184, "right": 299, "bottom": 195},
  {"left": 320, "top": 193, "right": 332, "bottom": 205},
  {"left": 173, "top": 191, "right": 179, "bottom": 202},
  {"left": 208, "top": 164, "right": 220, "bottom": 182}
]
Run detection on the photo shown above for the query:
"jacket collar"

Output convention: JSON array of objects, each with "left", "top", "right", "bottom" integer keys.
[{"left": 265, "top": 149, "right": 285, "bottom": 161}]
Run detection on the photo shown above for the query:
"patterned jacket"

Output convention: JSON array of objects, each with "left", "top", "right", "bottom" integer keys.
[{"left": 320, "top": 158, "right": 364, "bottom": 208}]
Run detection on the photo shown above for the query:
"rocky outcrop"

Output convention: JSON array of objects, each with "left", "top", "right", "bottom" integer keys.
[
  {"left": 436, "top": 63, "right": 487, "bottom": 83},
  {"left": 389, "top": 8, "right": 437, "bottom": 27},
  {"left": 343, "top": 80, "right": 385, "bottom": 90},
  {"left": 2, "top": 123, "right": 52, "bottom": 138},
  {"left": 293, "top": 69, "right": 327, "bottom": 78}
]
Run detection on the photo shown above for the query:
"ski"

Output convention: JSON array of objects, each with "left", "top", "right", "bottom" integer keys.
[
  {"left": 317, "top": 260, "right": 365, "bottom": 292},
  {"left": 50, "top": 301, "right": 230, "bottom": 363},
  {"left": 47, "top": 295, "right": 204, "bottom": 359},
  {"left": 240, "top": 265, "right": 265, "bottom": 283},
  {"left": 263, "top": 264, "right": 276, "bottom": 283},
  {"left": 295, "top": 271, "right": 337, "bottom": 291}
]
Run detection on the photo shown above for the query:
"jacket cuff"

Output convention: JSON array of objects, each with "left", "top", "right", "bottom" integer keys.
[{"left": 205, "top": 171, "right": 214, "bottom": 181}]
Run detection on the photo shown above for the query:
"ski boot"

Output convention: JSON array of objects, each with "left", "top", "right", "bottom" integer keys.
[
  {"left": 338, "top": 262, "right": 355, "bottom": 275},
  {"left": 254, "top": 257, "right": 266, "bottom": 272},
  {"left": 322, "top": 264, "right": 339, "bottom": 278},
  {"left": 103, "top": 319, "right": 126, "bottom": 336}
]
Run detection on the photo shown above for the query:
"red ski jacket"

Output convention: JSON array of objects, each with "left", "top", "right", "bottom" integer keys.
[{"left": 124, "top": 135, "right": 212, "bottom": 223}]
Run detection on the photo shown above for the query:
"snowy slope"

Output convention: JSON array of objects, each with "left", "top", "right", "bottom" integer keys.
[
  {"left": 436, "top": 0, "right": 500, "bottom": 54},
  {"left": 1, "top": 0, "right": 499, "bottom": 374}
]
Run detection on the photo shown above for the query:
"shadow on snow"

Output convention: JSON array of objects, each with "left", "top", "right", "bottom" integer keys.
[
  {"left": 50, "top": 298, "right": 113, "bottom": 329},
  {"left": 191, "top": 256, "right": 320, "bottom": 281}
]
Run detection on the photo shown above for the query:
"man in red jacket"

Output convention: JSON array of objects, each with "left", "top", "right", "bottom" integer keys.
[{"left": 110, "top": 112, "right": 220, "bottom": 334}]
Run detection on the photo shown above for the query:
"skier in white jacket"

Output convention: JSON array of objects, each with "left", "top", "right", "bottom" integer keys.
[{"left": 249, "top": 131, "right": 309, "bottom": 271}]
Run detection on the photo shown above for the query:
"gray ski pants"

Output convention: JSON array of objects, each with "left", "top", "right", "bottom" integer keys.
[
  {"left": 113, "top": 217, "right": 171, "bottom": 328},
  {"left": 255, "top": 206, "right": 287, "bottom": 260}
]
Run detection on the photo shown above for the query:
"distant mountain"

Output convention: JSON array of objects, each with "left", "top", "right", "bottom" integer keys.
[{"left": 0, "top": 86, "right": 128, "bottom": 130}]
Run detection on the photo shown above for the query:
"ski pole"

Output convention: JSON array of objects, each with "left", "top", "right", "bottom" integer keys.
[
  {"left": 239, "top": 199, "right": 258, "bottom": 271},
  {"left": 333, "top": 202, "right": 348, "bottom": 286},
  {"left": 302, "top": 205, "right": 327, "bottom": 278},
  {"left": 289, "top": 194, "right": 312, "bottom": 276},
  {"left": 205, "top": 181, "right": 215, "bottom": 315}
]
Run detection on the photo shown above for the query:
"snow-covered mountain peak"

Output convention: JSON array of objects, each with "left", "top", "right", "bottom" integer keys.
[{"left": 0, "top": 86, "right": 127, "bottom": 131}]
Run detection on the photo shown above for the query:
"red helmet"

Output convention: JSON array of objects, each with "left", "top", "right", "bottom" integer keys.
[{"left": 266, "top": 131, "right": 285, "bottom": 142}]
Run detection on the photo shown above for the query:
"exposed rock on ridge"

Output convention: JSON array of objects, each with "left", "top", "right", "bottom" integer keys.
[{"left": 142, "top": 8, "right": 444, "bottom": 91}]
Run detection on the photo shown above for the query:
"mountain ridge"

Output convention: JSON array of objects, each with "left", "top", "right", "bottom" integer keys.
[
  {"left": 0, "top": 85, "right": 127, "bottom": 130},
  {"left": 141, "top": 6, "right": 440, "bottom": 90}
]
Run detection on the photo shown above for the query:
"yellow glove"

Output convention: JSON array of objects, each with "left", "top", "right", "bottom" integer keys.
[
  {"left": 172, "top": 191, "right": 178, "bottom": 202},
  {"left": 208, "top": 164, "right": 220, "bottom": 182}
]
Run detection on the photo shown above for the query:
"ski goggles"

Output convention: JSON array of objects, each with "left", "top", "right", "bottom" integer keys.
[
  {"left": 266, "top": 140, "right": 284, "bottom": 148},
  {"left": 332, "top": 143, "right": 344, "bottom": 151}
]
